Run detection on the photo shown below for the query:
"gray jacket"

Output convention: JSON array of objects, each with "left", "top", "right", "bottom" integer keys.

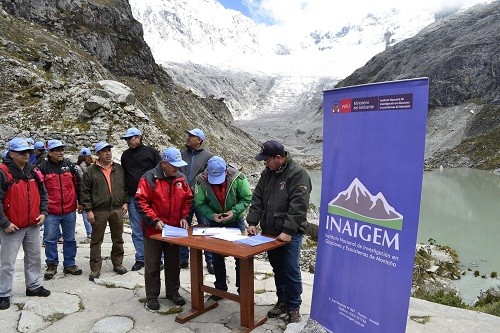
[
  {"left": 246, "top": 154, "right": 311, "bottom": 236},
  {"left": 180, "top": 147, "right": 213, "bottom": 186}
]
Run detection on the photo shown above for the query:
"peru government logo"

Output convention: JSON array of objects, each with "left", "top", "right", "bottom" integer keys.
[{"left": 328, "top": 178, "right": 403, "bottom": 231}]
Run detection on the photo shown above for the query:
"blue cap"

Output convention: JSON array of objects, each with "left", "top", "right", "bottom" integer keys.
[
  {"left": 95, "top": 142, "right": 113, "bottom": 153},
  {"left": 8, "top": 138, "right": 34, "bottom": 152},
  {"left": 207, "top": 156, "right": 227, "bottom": 184},
  {"left": 34, "top": 141, "right": 45, "bottom": 150},
  {"left": 121, "top": 127, "right": 142, "bottom": 139},
  {"left": 79, "top": 147, "right": 91, "bottom": 156},
  {"left": 161, "top": 147, "right": 187, "bottom": 167},
  {"left": 185, "top": 128, "right": 205, "bottom": 141},
  {"left": 47, "top": 139, "right": 67, "bottom": 151},
  {"left": 1, "top": 149, "right": 8, "bottom": 158}
]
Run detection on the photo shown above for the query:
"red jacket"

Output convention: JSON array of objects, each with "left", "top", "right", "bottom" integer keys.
[
  {"left": 134, "top": 164, "right": 192, "bottom": 238},
  {"left": 0, "top": 162, "right": 48, "bottom": 229},
  {"left": 38, "top": 158, "right": 81, "bottom": 215}
]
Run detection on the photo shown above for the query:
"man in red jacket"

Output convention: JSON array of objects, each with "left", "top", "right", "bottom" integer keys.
[
  {"left": 135, "top": 147, "right": 192, "bottom": 310},
  {"left": 38, "top": 139, "right": 82, "bottom": 280},
  {"left": 0, "top": 138, "right": 50, "bottom": 311}
]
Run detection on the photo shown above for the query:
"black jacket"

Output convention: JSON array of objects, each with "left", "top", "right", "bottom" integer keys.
[
  {"left": 121, "top": 143, "right": 161, "bottom": 195},
  {"left": 246, "top": 154, "right": 311, "bottom": 236}
]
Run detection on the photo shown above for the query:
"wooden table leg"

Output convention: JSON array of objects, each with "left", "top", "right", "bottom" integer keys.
[
  {"left": 175, "top": 247, "right": 218, "bottom": 323},
  {"left": 238, "top": 257, "right": 267, "bottom": 331}
]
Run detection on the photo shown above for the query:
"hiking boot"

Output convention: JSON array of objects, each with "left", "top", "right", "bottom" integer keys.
[
  {"left": 0, "top": 297, "right": 10, "bottom": 310},
  {"left": 44, "top": 265, "right": 57, "bottom": 280},
  {"left": 89, "top": 271, "right": 100, "bottom": 281},
  {"left": 145, "top": 298, "right": 160, "bottom": 311},
  {"left": 63, "top": 265, "right": 82, "bottom": 275},
  {"left": 267, "top": 301, "right": 286, "bottom": 318},
  {"left": 207, "top": 294, "right": 223, "bottom": 302},
  {"left": 288, "top": 309, "right": 301, "bottom": 323},
  {"left": 113, "top": 266, "right": 127, "bottom": 275},
  {"left": 206, "top": 262, "right": 214, "bottom": 274},
  {"left": 131, "top": 261, "right": 144, "bottom": 271},
  {"left": 166, "top": 292, "right": 186, "bottom": 306},
  {"left": 26, "top": 286, "right": 51, "bottom": 297}
]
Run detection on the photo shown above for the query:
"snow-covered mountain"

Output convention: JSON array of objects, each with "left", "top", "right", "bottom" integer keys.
[{"left": 129, "top": 0, "right": 494, "bottom": 162}]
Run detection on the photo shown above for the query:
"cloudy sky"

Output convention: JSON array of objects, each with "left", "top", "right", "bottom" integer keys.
[{"left": 218, "top": 0, "right": 494, "bottom": 30}]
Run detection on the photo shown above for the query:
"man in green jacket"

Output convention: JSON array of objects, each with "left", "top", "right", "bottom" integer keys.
[
  {"left": 194, "top": 156, "right": 252, "bottom": 301},
  {"left": 246, "top": 140, "right": 311, "bottom": 323}
]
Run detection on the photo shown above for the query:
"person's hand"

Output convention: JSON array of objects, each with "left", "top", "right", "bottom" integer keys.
[
  {"left": 122, "top": 203, "right": 128, "bottom": 215},
  {"left": 4, "top": 223, "right": 19, "bottom": 233},
  {"left": 247, "top": 225, "right": 257, "bottom": 235},
  {"left": 213, "top": 213, "right": 223, "bottom": 223},
  {"left": 277, "top": 232, "right": 291, "bottom": 242},
  {"left": 220, "top": 211, "right": 233, "bottom": 222},
  {"left": 36, "top": 214, "right": 46, "bottom": 226},
  {"left": 77, "top": 204, "right": 83, "bottom": 214},
  {"left": 180, "top": 218, "right": 188, "bottom": 229},
  {"left": 155, "top": 220, "right": 164, "bottom": 230},
  {"left": 87, "top": 211, "right": 95, "bottom": 225}
]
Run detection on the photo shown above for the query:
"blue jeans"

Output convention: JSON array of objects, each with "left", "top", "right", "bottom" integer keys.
[
  {"left": 44, "top": 211, "right": 77, "bottom": 267},
  {"left": 208, "top": 219, "right": 240, "bottom": 292},
  {"left": 180, "top": 207, "right": 212, "bottom": 264},
  {"left": 128, "top": 198, "right": 144, "bottom": 263},
  {"left": 82, "top": 211, "right": 92, "bottom": 236},
  {"left": 267, "top": 232, "right": 303, "bottom": 311}
]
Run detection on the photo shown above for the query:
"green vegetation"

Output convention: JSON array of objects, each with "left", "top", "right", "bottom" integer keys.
[
  {"left": 474, "top": 288, "right": 500, "bottom": 317},
  {"left": 416, "top": 290, "right": 467, "bottom": 309},
  {"left": 491, "top": 271, "right": 498, "bottom": 278}
]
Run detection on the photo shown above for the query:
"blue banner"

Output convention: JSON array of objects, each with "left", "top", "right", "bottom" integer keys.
[{"left": 310, "top": 79, "right": 429, "bottom": 332}]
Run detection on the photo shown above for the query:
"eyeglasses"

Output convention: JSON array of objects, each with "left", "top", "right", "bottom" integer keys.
[{"left": 264, "top": 156, "right": 275, "bottom": 163}]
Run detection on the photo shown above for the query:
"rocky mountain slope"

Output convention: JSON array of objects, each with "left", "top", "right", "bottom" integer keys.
[
  {"left": 0, "top": 0, "right": 260, "bottom": 169},
  {"left": 335, "top": 1, "right": 500, "bottom": 170}
]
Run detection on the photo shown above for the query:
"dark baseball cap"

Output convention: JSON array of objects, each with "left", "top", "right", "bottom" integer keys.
[{"left": 255, "top": 140, "right": 285, "bottom": 161}]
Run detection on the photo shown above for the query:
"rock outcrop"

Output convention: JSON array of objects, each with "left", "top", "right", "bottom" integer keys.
[
  {"left": 335, "top": 1, "right": 500, "bottom": 169},
  {"left": 0, "top": 1, "right": 260, "bottom": 169}
]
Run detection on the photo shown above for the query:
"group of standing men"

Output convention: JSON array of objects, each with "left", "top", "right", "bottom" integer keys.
[{"left": 0, "top": 128, "right": 311, "bottom": 324}]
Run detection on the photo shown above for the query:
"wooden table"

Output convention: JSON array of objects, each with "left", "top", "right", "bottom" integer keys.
[{"left": 151, "top": 226, "right": 287, "bottom": 332}]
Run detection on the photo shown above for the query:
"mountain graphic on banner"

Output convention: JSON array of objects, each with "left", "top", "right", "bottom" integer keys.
[{"left": 328, "top": 178, "right": 404, "bottom": 230}]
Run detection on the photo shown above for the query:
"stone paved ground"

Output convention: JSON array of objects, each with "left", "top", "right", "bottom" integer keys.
[{"left": 1, "top": 215, "right": 499, "bottom": 332}]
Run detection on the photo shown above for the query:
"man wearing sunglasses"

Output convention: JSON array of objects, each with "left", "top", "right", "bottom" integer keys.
[{"left": 0, "top": 138, "right": 50, "bottom": 310}]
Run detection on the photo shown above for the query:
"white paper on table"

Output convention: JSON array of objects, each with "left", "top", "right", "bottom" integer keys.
[
  {"left": 192, "top": 227, "right": 242, "bottom": 236},
  {"left": 210, "top": 233, "right": 249, "bottom": 242}
]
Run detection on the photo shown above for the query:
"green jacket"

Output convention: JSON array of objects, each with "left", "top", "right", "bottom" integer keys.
[
  {"left": 194, "top": 166, "right": 252, "bottom": 224},
  {"left": 246, "top": 154, "right": 311, "bottom": 236}
]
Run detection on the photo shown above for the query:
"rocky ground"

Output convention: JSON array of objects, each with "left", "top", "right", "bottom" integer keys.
[{"left": 2, "top": 214, "right": 500, "bottom": 332}]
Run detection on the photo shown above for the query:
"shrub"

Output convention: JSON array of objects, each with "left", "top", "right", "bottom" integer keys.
[
  {"left": 491, "top": 271, "right": 498, "bottom": 278},
  {"left": 419, "top": 289, "right": 467, "bottom": 309},
  {"left": 474, "top": 270, "right": 480, "bottom": 277}
]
